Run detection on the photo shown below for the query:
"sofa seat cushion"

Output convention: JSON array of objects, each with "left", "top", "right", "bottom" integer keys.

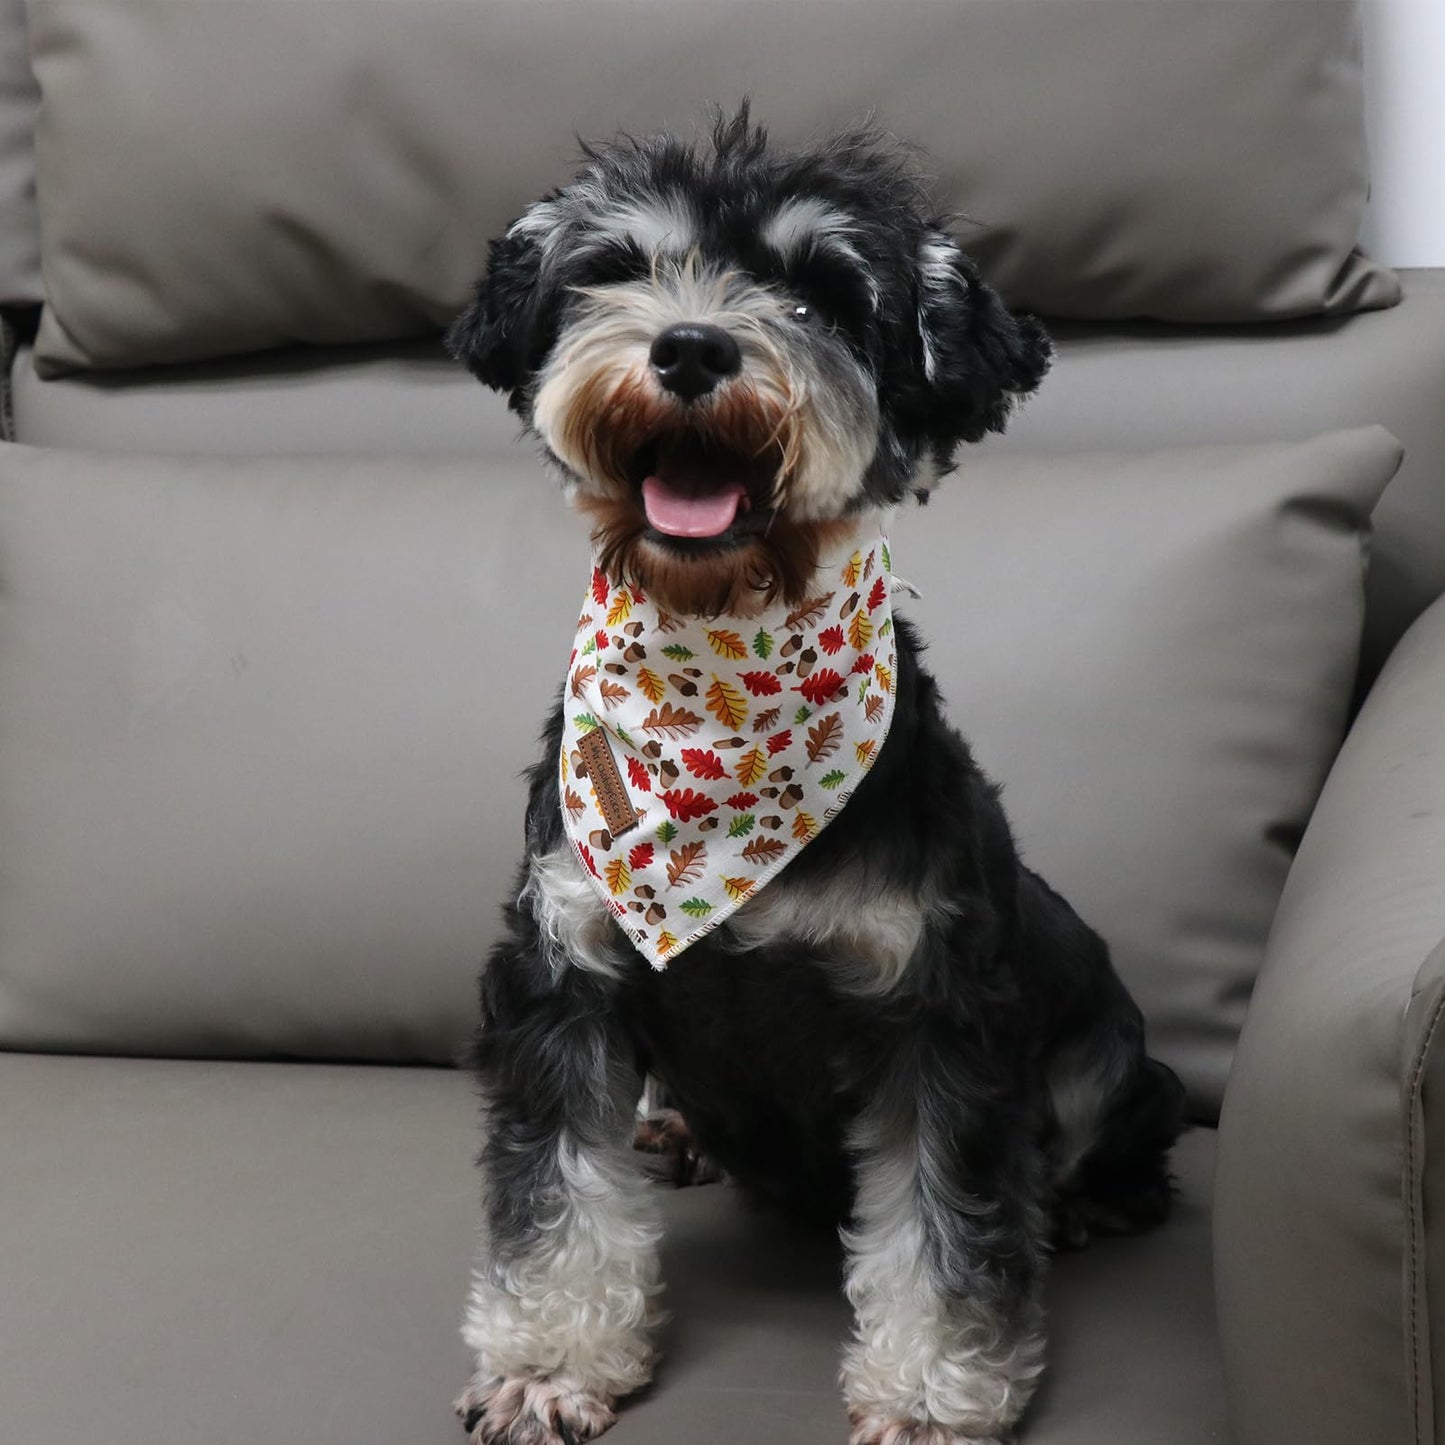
[
  {"left": 13, "top": 271, "right": 1444, "bottom": 680},
  {"left": 0, "top": 1053, "right": 1226, "bottom": 1445}
]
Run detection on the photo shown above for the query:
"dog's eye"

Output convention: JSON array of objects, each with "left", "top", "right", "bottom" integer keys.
[{"left": 791, "top": 304, "right": 811, "bottom": 323}]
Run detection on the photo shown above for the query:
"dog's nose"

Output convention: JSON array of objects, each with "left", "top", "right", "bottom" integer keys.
[{"left": 649, "top": 323, "right": 741, "bottom": 401}]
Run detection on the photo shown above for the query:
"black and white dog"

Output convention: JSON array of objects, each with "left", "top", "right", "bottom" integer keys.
[{"left": 448, "top": 109, "right": 1184, "bottom": 1445}]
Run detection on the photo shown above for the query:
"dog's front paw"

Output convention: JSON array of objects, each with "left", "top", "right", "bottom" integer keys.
[
  {"left": 455, "top": 1373, "right": 616, "bottom": 1445},
  {"left": 848, "top": 1409, "right": 1010, "bottom": 1445},
  {"left": 632, "top": 1107, "right": 725, "bottom": 1187}
]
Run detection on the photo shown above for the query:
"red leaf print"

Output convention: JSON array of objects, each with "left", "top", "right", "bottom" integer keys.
[
  {"left": 766, "top": 728, "right": 793, "bottom": 756},
  {"left": 797, "top": 669, "right": 845, "bottom": 706},
  {"left": 591, "top": 569, "right": 610, "bottom": 607},
  {"left": 680, "top": 748, "right": 727, "bottom": 780},
  {"left": 724, "top": 791, "right": 759, "bottom": 809},
  {"left": 867, "top": 576, "right": 888, "bottom": 611},
  {"left": 628, "top": 842, "right": 655, "bottom": 871},
  {"left": 850, "top": 652, "right": 875, "bottom": 676},
  {"left": 578, "top": 843, "right": 599, "bottom": 878},
  {"left": 626, "top": 756, "right": 652, "bottom": 794},
  {"left": 738, "top": 670, "right": 782, "bottom": 696},
  {"left": 817, "top": 625, "right": 845, "bottom": 655},
  {"left": 594, "top": 629, "right": 609, "bottom": 652},
  {"left": 659, "top": 788, "right": 718, "bottom": 823}
]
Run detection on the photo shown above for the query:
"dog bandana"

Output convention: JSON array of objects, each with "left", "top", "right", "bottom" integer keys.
[{"left": 560, "top": 536, "right": 899, "bottom": 967}]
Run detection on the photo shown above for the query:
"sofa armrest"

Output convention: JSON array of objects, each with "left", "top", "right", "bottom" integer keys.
[{"left": 1215, "top": 593, "right": 1445, "bottom": 1445}]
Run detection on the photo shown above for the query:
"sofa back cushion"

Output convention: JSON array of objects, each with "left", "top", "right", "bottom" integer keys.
[
  {"left": 0, "top": 0, "right": 40, "bottom": 307},
  {"left": 0, "top": 430, "right": 1401, "bottom": 1116},
  {"left": 24, "top": 0, "right": 1396, "bottom": 375}
]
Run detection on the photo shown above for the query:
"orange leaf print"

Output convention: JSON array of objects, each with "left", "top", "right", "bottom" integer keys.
[
  {"left": 864, "top": 693, "right": 886, "bottom": 723},
  {"left": 606, "top": 590, "right": 632, "bottom": 626},
  {"left": 722, "top": 875, "right": 755, "bottom": 903},
  {"left": 792, "top": 811, "right": 818, "bottom": 843},
  {"left": 642, "top": 702, "right": 703, "bottom": 739},
  {"left": 656, "top": 929, "right": 679, "bottom": 956},
  {"left": 706, "top": 628, "right": 748, "bottom": 660},
  {"left": 784, "top": 593, "right": 834, "bottom": 630},
  {"left": 846, "top": 609, "right": 874, "bottom": 651},
  {"left": 563, "top": 786, "right": 585, "bottom": 821},
  {"left": 705, "top": 676, "right": 748, "bottom": 730},
  {"left": 734, "top": 745, "right": 768, "bottom": 787},
  {"left": 636, "top": 666, "right": 666, "bottom": 703},
  {"left": 741, "top": 835, "right": 787, "bottom": 865},
  {"left": 570, "top": 664, "right": 597, "bottom": 699},
  {"left": 598, "top": 677, "right": 630, "bottom": 709},
  {"left": 874, "top": 661, "right": 893, "bottom": 694},
  {"left": 666, "top": 840, "right": 707, "bottom": 887},
  {"left": 805, "top": 712, "right": 843, "bottom": 763},
  {"left": 604, "top": 857, "right": 631, "bottom": 897},
  {"left": 841, "top": 550, "right": 863, "bottom": 587},
  {"left": 856, "top": 738, "right": 879, "bottom": 767}
]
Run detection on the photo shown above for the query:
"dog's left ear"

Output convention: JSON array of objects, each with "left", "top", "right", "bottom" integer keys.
[
  {"left": 912, "top": 230, "right": 1052, "bottom": 449},
  {"left": 446, "top": 219, "right": 548, "bottom": 406}
]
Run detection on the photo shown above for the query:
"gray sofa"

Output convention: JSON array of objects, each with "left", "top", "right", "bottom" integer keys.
[{"left": 2, "top": 4, "right": 1444, "bottom": 1444}]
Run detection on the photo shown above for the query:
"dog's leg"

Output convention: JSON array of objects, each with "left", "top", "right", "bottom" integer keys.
[
  {"left": 840, "top": 1044, "right": 1047, "bottom": 1445},
  {"left": 457, "top": 935, "right": 661, "bottom": 1445}
]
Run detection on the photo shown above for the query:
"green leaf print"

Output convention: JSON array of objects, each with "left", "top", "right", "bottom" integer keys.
[
  {"left": 661, "top": 643, "right": 696, "bottom": 661},
  {"left": 679, "top": 897, "right": 713, "bottom": 918},
  {"left": 656, "top": 820, "right": 678, "bottom": 844},
  {"left": 794, "top": 704, "right": 812, "bottom": 725},
  {"left": 574, "top": 713, "right": 601, "bottom": 733},
  {"left": 727, "top": 813, "right": 756, "bottom": 838},
  {"left": 752, "top": 628, "right": 774, "bottom": 659},
  {"left": 819, "top": 770, "right": 847, "bottom": 788}
]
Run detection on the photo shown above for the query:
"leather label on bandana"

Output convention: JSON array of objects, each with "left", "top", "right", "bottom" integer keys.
[
  {"left": 559, "top": 535, "right": 898, "bottom": 969},
  {"left": 577, "top": 728, "right": 639, "bottom": 839}
]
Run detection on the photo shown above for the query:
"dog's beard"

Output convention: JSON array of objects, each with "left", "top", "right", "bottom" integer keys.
[{"left": 544, "top": 365, "right": 863, "bottom": 618}]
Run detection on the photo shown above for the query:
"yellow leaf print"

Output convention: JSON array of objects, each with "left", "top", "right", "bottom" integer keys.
[
  {"left": 734, "top": 745, "right": 767, "bottom": 786},
  {"left": 656, "top": 929, "right": 679, "bottom": 956},
  {"left": 841, "top": 549, "right": 863, "bottom": 587},
  {"left": 874, "top": 661, "right": 893, "bottom": 694},
  {"left": 856, "top": 738, "right": 878, "bottom": 768},
  {"left": 792, "top": 811, "right": 818, "bottom": 843},
  {"left": 722, "top": 875, "right": 756, "bottom": 903},
  {"left": 636, "top": 666, "right": 666, "bottom": 703},
  {"left": 705, "top": 675, "right": 748, "bottom": 730},
  {"left": 604, "top": 857, "right": 631, "bottom": 896},
  {"left": 706, "top": 628, "right": 748, "bottom": 660},
  {"left": 847, "top": 609, "right": 873, "bottom": 650},
  {"left": 606, "top": 590, "right": 632, "bottom": 626}
]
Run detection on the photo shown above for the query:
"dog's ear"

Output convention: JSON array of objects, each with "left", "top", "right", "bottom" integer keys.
[
  {"left": 446, "top": 217, "right": 549, "bottom": 401},
  {"left": 912, "top": 229, "right": 1052, "bottom": 448}
]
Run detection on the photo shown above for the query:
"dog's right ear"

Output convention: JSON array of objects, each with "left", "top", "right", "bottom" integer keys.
[{"left": 446, "top": 220, "right": 548, "bottom": 400}]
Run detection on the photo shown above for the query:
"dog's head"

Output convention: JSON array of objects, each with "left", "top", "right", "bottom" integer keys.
[{"left": 449, "top": 107, "right": 1050, "bottom": 617}]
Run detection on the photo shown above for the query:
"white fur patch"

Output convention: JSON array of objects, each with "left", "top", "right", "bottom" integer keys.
[
  {"left": 726, "top": 867, "right": 939, "bottom": 996},
  {"left": 462, "top": 1130, "right": 664, "bottom": 1403},
  {"left": 522, "top": 844, "right": 626, "bottom": 980},
  {"left": 840, "top": 1108, "right": 1046, "bottom": 1436},
  {"left": 917, "top": 235, "right": 960, "bottom": 385},
  {"left": 763, "top": 198, "right": 881, "bottom": 312}
]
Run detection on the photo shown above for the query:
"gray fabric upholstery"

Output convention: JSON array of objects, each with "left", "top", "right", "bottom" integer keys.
[
  {"left": 0, "top": 0, "right": 40, "bottom": 305},
  {"left": 15, "top": 272, "right": 1444, "bottom": 683},
  {"left": 23, "top": 0, "right": 1395, "bottom": 375},
  {"left": 1214, "top": 592, "right": 1445, "bottom": 1445},
  {"left": 0, "top": 432, "right": 1401, "bottom": 1122},
  {"left": 0, "top": 1053, "right": 1225, "bottom": 1445}
]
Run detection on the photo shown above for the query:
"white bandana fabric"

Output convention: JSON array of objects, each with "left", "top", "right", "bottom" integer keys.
[{"left": 559, "top": 536, "right": 898, "bottom": 968}]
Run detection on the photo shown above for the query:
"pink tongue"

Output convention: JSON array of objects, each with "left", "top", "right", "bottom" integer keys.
[{"left": 641, "top": 474, "right": 748, "bottom": 538}]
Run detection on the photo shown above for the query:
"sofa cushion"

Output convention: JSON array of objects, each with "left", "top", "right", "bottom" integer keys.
[
  {"left": 0, "top": 1053, "right": 1225, "bottom": 1445},
  {"left": 0, "top": 432, "right": 1401, "bottom": 1115},
  {"left": 24, "top": 0, "right": 1396, "bottom": 375},
  {"left": 0, "top": 0, "right": 40, "bottom": 306},
  {"left": 15, "top": 272, "right": 1445, "bottom": 685}
]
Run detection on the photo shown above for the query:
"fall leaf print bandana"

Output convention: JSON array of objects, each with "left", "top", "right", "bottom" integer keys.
[{"left": 560, "top": 535, "right": 898, "bottom": 968}]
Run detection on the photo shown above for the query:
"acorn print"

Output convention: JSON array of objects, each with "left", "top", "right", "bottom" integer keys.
[
  {"left": 779, "top": 783, "right": 805, "bottom": 809},
  {"left": 768, "top": 765, "right": 795, "bottom": 783},
  {"left": 623, "top": 642, "right": 647, "bottom": 663},
  {"left": 669, "top": 673, "right": 699, "bottom": 697},
  {"left": 645, "top": 902, "right": 667, "bottom": 926},
  {"left": 780, "top": 634, "right": 803, "bottom": 658},
  {"left": 760, "top": 815, "right": 783, "bottom": 830},
  {"left": 589, "top": 828, "right": 613, "bottom": 849},
  {"left": 797, "top": 647, "right": 817, "bottom": 679}
]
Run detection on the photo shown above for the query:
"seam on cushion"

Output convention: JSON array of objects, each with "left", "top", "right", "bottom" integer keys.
[
  {"left": 0, "top": 309, "right": 16, "bottom": 441},
  {"left": 1406, "top": 978, "right": 1445, "bottom": 1445}
]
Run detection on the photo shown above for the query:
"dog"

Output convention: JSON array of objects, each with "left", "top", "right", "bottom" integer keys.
[{"left": 447, "top": 107, "right": 1185, "bottom": 1445}]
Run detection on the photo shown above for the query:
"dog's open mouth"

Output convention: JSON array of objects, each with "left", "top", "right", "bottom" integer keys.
[{"left": 632, "top": 434, "right": 779, "bottom": 542}]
